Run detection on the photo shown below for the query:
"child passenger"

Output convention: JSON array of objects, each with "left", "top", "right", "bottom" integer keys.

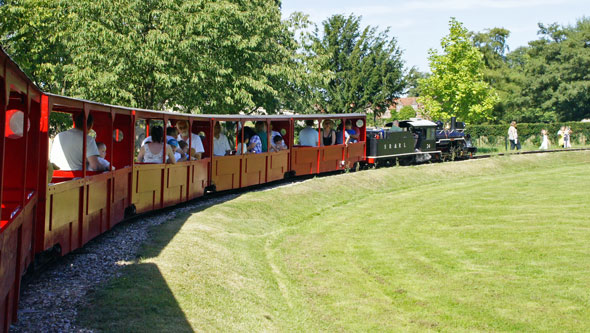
[
  {"left": 177, "top": 140, "right": 189, "bottom": 161},
  {"left": 92, "top": 142, "right": 114, "bottom": 171},
  {"left": 270, "top": 134, "right": 287, "bottom": 152}
]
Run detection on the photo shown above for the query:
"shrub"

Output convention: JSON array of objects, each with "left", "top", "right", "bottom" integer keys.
[
  {"left": 390, "top": 106, "right": 417, "bottom": 121},
  {"left": 466, "top": 122, "right": 590, "bottom": 146}
]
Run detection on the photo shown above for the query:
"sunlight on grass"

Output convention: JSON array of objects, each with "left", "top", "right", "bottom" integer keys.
[{"left": 79, "top": 151, "right": 590, "bottom": 332}]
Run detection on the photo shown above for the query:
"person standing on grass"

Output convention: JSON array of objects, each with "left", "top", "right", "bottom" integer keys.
[
  {"left": 539, "top": 129, "right": 549, "bottom": 150},
  {"left": 558, "top": 126, "right": 565, "bottom": 148},
  {"left": 508, "top": 121, "right": 521, "bottom": 150},
  {"left": 564, "top": 126, "right": 572, "bottom": 148}
]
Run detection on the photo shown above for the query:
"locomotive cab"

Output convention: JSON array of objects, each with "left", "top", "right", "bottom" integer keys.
[{"left": 398, "top": 119, "right": 438, "bottom": 152}]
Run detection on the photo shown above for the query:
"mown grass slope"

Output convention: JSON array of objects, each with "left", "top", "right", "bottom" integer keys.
[{"left": 79, "top": 152, "right": 590, "bottom": 332}]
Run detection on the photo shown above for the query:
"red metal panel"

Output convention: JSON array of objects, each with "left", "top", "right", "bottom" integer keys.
[
  {"left": 34, "top": 94, "right": 50, "bottom": 255},
  {"left": 83, "top": 175, "right": 110, "bottom": 244},
  {"left": 290, "top": 147, "right": 319, "bottom": 177},
  {"left": 110, "top": 168, "right": 131, "bottom": 226},
  {"left": 3, "top": 91, "right": 27, "bottom": 204},
  {"left": 241, "top": 154, "right": 267, "bottom": 188},
  {"left": 211, "top": 155, "right": 241, "bottom": 192},
  {"left": 26, "top": 98, "right": 41, "bottom": 192},
  {"left": 319, "top": 145, "right": 345, "bottom": 173},
  {"left": 346, "top": 141, "right": 366, "bottom": 167},
  {"left": 0, "top": 63, "right": 6, "bottom": 222},
  {"left": 19, "top": 198, "right": 35, "bottom": 274},
  {"left": 44, "top": 181, "right": 83, "bottom": 254},
  {"left": 188, "top": 159, "right": 209, "bottom": 200},
  {"left": 0, "top": 212, "right": 22, "bottom": 331},
  {"left": 132, "top": 164, "right": 164, "bottom": 214},
  {"left": 163, "top": 164, "right": 188, "bottom": 208},
  {"left": 267, "top": 150, "right": 289, "bottom": 182}
]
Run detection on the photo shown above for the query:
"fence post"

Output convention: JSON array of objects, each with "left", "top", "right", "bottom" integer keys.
[{"left": 505, "top": 136, "right": 508, "bottom": 151}]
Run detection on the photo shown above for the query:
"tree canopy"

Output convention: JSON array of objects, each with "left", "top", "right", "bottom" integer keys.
[
  {"left": 471, "top": 17, "right": 590, "bottom": 123},
  {"left": 418, "top": 18, "right": 497, "bottom": 123},
  {"left": 0, "top": 0, "right": 310, "bottom": 114},
  {"left": 308, "top": 14, "right": 406, "bottom": 117}
]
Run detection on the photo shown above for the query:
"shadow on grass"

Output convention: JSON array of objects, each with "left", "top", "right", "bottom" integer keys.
[
  {"left": 77, "top": 192, "right": 245, "bottom": 332},
  {"left": 77, "top": 207, "right": 198, "bottom": 332},
  {"left": 77, "top": 175, "right": 325, "bottom": 331},
  {"left": 81, "top": 262, "right": 193, "bottom": 332}
]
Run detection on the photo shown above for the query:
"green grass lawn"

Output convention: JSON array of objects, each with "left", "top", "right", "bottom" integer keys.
[{"left": 79, "top": 151, "right": 590, "bottom": 332}]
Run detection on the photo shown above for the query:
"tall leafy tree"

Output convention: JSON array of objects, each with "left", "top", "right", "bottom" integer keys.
[
  {"left": 405, "top": 67, "right": 428, "bottom": 97},
  {"left": 0, "top": 0, "right": 310, "bottom": 114},
  {"left": 472, "top": 18, "right": 590, "bottom": 123},
  {"left": 515, "top": 19, "right": 590, "bottom": 122},
  {"left": 309, "top": 14, "right": 405, "bottom": 117},
  {"left": 419, "top": 18, "right": 498, "bottom": 123},
  {"left": 471, "top": 27, "right": 522, "bottom": 121}
]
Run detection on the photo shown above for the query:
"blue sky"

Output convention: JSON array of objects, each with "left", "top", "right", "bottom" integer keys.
[{"left": 281, "top": 0, "right": 590, "bottom": 72}]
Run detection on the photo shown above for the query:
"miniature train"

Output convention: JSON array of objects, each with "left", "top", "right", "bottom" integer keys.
[{"left": 0, "top": 48, "right": 476, "bottom": 331}]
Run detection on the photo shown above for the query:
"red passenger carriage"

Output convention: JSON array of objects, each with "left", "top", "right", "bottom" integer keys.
[{"left": 0, "top": 46, "right": 366, "bottom": 331}]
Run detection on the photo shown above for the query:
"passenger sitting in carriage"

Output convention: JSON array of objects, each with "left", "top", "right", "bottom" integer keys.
[
  {"left": 176, "top": 120, "right": 205, "bottom": 159},
  {"left": 136, "top": 126, "right": 176, "bottom": 164},
  {"left": 89, "top": 142, "right": 114, "bottom": 171},
  {"left": 246, "top": 127, "right": 262, "bottom": 154},
  {"left": 299, "top": 120, "right": 318, "bottom": 147},
  {"left": 177, "top": 140, "right": 189, "bottom": 161},
  {"left": 270, "top": 134, "right": 287, "bottom": 152},
  {"left": 50, "top": 113, "right": 108, "bottom": 172}
]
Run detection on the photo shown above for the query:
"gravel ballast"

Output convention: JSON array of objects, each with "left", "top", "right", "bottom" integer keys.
[{"left": 10, "top": 194, "right": 238, "bottom": 333}]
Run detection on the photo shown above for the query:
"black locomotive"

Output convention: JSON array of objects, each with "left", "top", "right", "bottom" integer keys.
[
  {"left": 366, "top": 119, "right": 441, "bottom": 166},
  {"left": 365, "top": 117, "right": 477, "bottom": 167},
  {"left": 435, "top": 117, "right": 477, "bottom": 160}
]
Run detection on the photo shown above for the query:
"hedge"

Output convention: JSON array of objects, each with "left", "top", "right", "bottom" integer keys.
[{"left": 466, "top": 122, "right": 590, "bottom": 146}]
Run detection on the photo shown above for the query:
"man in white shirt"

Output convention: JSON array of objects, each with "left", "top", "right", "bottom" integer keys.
[
  {"left": 213, "top": 122, "right": 232, "bottom": 156},
  {"left": 299, "top": 120, "right": 319, "bottom": 146},
  {"left": 50, "top": 113, "right": 107, "bottom": 171},
  {"left": 176, "top": 120, "right": 205, "bottom": 159}
]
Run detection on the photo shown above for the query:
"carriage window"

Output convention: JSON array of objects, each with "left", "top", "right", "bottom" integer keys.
[
  {"left": 214, "top": 121, "right": 238, "bottom": 156},
  {"left": 134, "top": 119, "right": 147, "bottom": 157},
  {"left": 427, "top": 128, "right": 435, "bottom": 140},
  {"left": 5, "top": 109, "right": 29, "bottom": 139},
  {"left": 270, "top": 120, "right": 289, "bottom": 151},
  {"left": 113, "top": 129, "right": 124, "bottom": 142}
]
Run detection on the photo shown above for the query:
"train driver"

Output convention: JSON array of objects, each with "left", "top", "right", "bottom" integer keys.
[
  {"left": 50, "top": 113, "right": 108, "bottom": 172},
  {"left": 176, "top": 120, "right": 205, "bottom": 159}
]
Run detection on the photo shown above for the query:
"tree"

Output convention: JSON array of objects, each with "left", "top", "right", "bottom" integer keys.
[
  {"left": 309, "top": 14, "right": 406, "bottom": 117},
  {"left": 471, "top": 18, "right": 590, "bottom": 123},
  {"left": 419, "top": 18, "right": 498, "bottom": 123},
  {"left": 390, "top": 105, "right": 416, "bottom": 121},
  {"left": 513, "top": 19, "right": 590, "bottom": 122},
  {"left": 0, "top": 0, "right": 309, "bottom": 114},
  {"left": 405, "top": 67, "right": 428, "bottom": 97}
]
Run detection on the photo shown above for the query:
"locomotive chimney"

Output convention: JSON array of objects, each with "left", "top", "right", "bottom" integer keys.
[{"left": 451, "top": 117, "right": 457, "bottom": 131}]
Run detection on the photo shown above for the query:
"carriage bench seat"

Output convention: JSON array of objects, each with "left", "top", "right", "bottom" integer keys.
[{"left": 51, "top": 170, "right": 102, "bottom": 184}]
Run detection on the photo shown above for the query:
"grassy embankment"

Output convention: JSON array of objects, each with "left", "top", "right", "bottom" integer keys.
[{"left": 79, "top": 151, "right": 590, "bottom": 332}]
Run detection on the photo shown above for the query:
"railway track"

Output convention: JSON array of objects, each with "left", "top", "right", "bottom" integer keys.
[{"left": 471, "top": 147, "right": 590, "bottom": 159}]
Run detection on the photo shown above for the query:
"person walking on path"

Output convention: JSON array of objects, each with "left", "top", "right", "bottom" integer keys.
[
  {"left": 539, "top": 129, "right": 549, "bottom": 150},
  {"left": 508, "top": 121, "right": 521, "bottom": 150}
]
